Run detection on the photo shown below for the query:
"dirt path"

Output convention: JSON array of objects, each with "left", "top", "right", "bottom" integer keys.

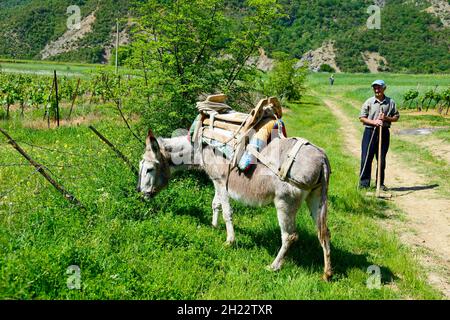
[{"left": 321, "top": 97, "right": 450, "bottom": 298}]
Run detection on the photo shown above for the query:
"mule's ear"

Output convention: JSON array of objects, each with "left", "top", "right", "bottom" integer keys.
[
  {"left": 146, "top": 129, "right": 160, "bottom": 153},
  {"left": 146, "top": 129, "right": 155, "bottom": 146}
]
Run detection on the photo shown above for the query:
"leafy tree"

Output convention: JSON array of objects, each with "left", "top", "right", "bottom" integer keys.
[
  {"left": 127, "top": 0, "right": 283, "bottom": 135},
  {"left": 262, "top": 53, "right": 307, "bottom": 102},
  {"left": 319, "top": 64, "right": 335, "bottom": 73}
]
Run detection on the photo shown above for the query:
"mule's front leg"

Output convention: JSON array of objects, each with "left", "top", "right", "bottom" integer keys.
[
  {"left": 220, "top": 191, "right": 235, "bottom": 245},
  {"left": 211, "top": 189, "right": 221, "bottom": 228}
]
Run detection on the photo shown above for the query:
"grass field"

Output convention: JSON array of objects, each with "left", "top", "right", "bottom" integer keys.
[
  {"left": 1, "top": 72, "right": 445, "bottom": 299},
  {"left": 0, "top": 59, "right": 136, "bottom": 78},
  {"left": 0, "top": 59, "right": 104, "bottom": 77}
]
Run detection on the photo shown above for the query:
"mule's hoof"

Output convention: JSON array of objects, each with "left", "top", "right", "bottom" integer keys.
[
  {"left": 322, "top": 272, "right": 333, "bottom": 282},
  {"left": 212, "top": 223, "right": 219, "bottom": 229},
  {"left": 266, "top": 264, "right": 281, "bottom": 272},
  {"left": 223, "top": 240, "right": 234, "bottom": 247}
]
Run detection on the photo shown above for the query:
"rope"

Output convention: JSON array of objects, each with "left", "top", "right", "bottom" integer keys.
[{"left": 196, "top": 101, "right": 232, "bottom": 114}]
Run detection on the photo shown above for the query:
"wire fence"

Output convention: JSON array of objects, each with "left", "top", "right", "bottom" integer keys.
[
  {"left": 14, "top": 139, "right": 87, "bottom": 157},
  {"left": 0, "top": 167, "right": 41, "bottom": 199},
  {"left": 0, "top": 132, "right": 139, "bottom": 206}
]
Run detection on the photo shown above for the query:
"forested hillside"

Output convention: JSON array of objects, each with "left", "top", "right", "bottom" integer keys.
[
  {"left": 268, "top": 0, "right": 450, "bottom": 73},
  {"left": 0, "top": 0, "right": 128, "bottom": 63},
  {"left": 0, "top": 0, "right": 449, "bottom": 73}
]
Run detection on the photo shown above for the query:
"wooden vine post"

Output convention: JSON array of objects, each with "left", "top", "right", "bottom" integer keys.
[
  {"left": 54, "top": 70, "right": 60, "bottom": 127},
  {"left": 68, "top": 78, "right": 81, "bottom": 120}
]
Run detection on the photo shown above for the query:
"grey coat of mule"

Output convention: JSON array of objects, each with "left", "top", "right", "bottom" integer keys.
[{"left": 137, "top": 130, "right": 332, "bottom": 281}]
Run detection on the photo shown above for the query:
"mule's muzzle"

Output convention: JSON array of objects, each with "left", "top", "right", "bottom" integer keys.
[
  {"left": 136, "top": 185, "right": 156, "bottom": 199},
  {"left": 143, "top": 191, "right": 156, "bottom": 199}
]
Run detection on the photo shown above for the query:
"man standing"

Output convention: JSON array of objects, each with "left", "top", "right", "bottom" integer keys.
[
  {"left": 359, "top": 80, "right": 399, "bottom": 190},
  {"left": 329, "top": 74, "right": 335, "bottom": 86}
]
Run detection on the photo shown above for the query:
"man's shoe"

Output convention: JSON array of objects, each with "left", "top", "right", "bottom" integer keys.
[{"left": 381, "top": 185, "right": 389, "bottom": 191}]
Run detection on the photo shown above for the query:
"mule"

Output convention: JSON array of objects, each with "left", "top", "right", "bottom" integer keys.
[{"left": 137, "top": 129, "right": 333, "bottom": 280}]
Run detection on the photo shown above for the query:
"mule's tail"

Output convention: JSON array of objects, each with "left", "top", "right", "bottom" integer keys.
[{"left": 318, "top": 154, "right": 331, "bottom": 243}]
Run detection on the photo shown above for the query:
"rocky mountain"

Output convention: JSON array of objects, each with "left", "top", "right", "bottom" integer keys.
[{"left": 0, "top": 0, "right": 448, "bottom": 73}]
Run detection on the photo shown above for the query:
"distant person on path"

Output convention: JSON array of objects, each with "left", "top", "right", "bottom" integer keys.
[
  {"left": 359, "top": 80, "right": 400, "bottom": 190},
  {"left": 329, "top": 74, "right": 335, "bottom": 86}
]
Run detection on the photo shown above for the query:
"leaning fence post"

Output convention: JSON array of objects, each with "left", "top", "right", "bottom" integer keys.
[
  {"left": 88, "top": 126, "right": 139, "bottom": 177},
  {"left": 0, "top": 128, "right": 83, "bottom": 208}
]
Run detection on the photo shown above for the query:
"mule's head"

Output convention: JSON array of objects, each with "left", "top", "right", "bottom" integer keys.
[{"left": 137, "top": 129, "right": 170, "bottom": 198}]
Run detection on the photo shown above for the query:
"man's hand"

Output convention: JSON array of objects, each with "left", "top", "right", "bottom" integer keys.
[
  {"left": 373, "top": 119, "right": 383, "bottom": 126},
  {"left": 372, "top": 112, "right": 385, "bottom": 126}
]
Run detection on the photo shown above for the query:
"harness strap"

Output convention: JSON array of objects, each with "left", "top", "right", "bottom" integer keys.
[
  {"left": 247, "top": 138, "right": 309, "bottom": 180},
  {"left": 247, "top": 146, "right": 282, "bottom": 176},
  {"left": 279, "top": 138, "right": 308, "bottom": 180}
]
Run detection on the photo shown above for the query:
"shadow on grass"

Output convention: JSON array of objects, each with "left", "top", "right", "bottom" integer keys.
[
  {"left": 239, "top": 224, "right": 396, "bottom": 282},
  {"left": 390, "top": 184, "right": 439, "bottom": 192},
  {"left": 329, "top": 193, "right": 392, "bottom": 220},
  {"left": 171, "top": 170, "right": 212, "bottom": 187},
  {"left": 171, "top": 204, "right": 212, "bottom": 226},
  {"left": 150, "top": 195, "right": 398, "bottom": 284}
]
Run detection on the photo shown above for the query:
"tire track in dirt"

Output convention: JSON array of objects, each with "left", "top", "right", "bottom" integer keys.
[{"left": 321, "top": 96, "right": 450, "bottom": 298}]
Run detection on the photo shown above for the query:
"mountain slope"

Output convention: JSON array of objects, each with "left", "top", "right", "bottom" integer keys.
[
  {"left": 0, "top": 0, "right": 128, "bottom": 63},
  {"left": 268, "top": 0, "right": 450, "bottom": 73},
  {"left": 0, "top": 0, "right": 449, "bottom": 73}
]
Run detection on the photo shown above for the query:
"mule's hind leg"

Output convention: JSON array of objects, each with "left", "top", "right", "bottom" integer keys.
[
  {"left": 269, "top": 195, "right": 302, "bottom": 271},
  {"left": 306, "top": 187, "right": 332, "bottom": 281}
]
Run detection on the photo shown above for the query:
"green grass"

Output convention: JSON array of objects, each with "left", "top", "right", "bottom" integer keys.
[
  {"left": 0, "top": 92, "right": 442, "bottom": 299},
  {"left": 0, "top": 59, "right": 104, "bottom": 77}
]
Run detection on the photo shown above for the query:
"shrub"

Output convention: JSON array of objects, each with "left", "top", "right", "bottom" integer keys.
[{"left": 319, "top": 64, "right": 335, "bottom": 73}]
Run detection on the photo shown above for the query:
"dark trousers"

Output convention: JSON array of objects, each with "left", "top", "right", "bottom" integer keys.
[{"left": 359, "top": 126, "right": 390, "bottom": 187}]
